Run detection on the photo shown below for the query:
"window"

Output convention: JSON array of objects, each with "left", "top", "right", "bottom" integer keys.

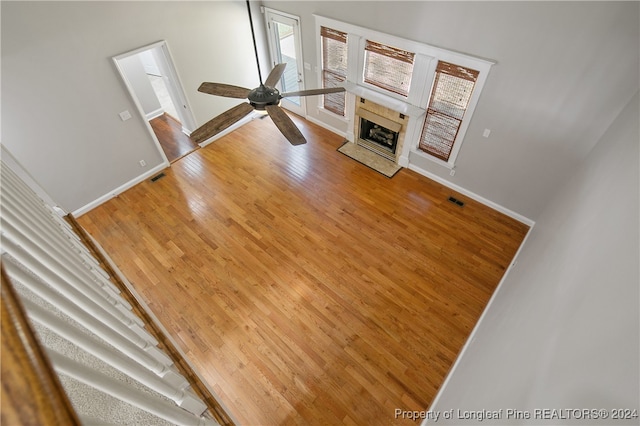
[
  {"left": 321, "top": 26, "right": 348, "bottom": 116},
  {"left": 419, "top": 61, "right": 479, "bottom": 162},
  {"left": 363, "top": 40, "right": 415, "bottom": 97},
  {"left": 315, "top": 15, "right": 492, "bottom": 167}
]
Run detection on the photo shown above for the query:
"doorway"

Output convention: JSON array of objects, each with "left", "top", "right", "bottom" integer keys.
[
  {"left": 264, "top": 8, "right": 306, "bottom": 117},
  {"left": 140, "top": 49, "right": 180, "bottom": 120},
  {"left": 113, "top": 41, "right": 199, "bottom": 163}
]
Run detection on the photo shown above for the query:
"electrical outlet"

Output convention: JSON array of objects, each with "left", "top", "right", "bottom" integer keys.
[
  {"left": 119, "top": 110, "right": 132, "bottom": 121},
  {"left": 450, "top": 169, "right": 456, "bottom": 176},
  {"left": 483, "top": 128, "right": 491, "bottom": 138},
  {"left": 139, "top": 160, "right": 146, "bottom": 167}
]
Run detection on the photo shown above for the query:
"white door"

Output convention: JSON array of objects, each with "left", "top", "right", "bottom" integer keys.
[{"left": 264, "top": 9, "right": 306, "bottom": 116}]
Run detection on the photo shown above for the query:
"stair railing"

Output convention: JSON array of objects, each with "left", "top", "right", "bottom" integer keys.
[{"left": 0, "top": 149, "right": 235, "bottom": 426}]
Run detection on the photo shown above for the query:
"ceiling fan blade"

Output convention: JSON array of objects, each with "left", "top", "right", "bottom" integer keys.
[
  {"left": 264, "top": 63, "right": 287, "bottom": 88},
  {"left": 190, "top": 102, "right": 254, "bottom": 143},
  {"left": 281, "top": 87, "right": 346, "bottom": 98},
  {"left": 198, "top": 82, "right": 252, "bottom": 99},
  {"left": 265, "top": 105, "right": 306, "bottom": 146}
]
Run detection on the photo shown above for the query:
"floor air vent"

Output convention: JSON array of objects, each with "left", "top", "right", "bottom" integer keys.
[
  {"left": 150, "top": 172, "right": 166, "bottom": 182},
  {"left": 448, "top": 196, "right": 465, "bottom": 207}
]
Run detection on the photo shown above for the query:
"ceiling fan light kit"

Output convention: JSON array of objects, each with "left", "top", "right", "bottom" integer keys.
[{"left": 191, "top": 0, "right": 345, "bottom": 146}]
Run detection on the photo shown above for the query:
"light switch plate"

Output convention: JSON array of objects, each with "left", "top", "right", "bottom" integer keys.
[{"left": 119, "top": 110, "right": 132, "bottom": 121}]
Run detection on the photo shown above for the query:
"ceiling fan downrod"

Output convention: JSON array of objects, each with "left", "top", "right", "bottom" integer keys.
[
  {"left": 190, "top": 3, "right": 346, "bottom": 146},
  {"left": 246, "top": 0, "right": 263, "bottom": 85}
]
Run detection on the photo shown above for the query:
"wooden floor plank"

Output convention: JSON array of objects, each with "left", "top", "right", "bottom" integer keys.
[{"left": 79, "top": 112, "right": 529, "bottom": 425}]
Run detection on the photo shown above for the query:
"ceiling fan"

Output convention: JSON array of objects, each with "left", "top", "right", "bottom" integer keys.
[{"left": 190, "top": 1, "right": 345, "bottom": 146}]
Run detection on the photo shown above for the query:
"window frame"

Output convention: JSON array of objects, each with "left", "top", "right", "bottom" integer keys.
[
  {"left": 416, "top": 51, "right": 492, "bottom": 168},
  {"left": 320, "top": 26, "right": 349, "bottom": 116},
  {"left": 419, "top": 61, "right": 481, "bottom": 164},
  {"left": 314, "top": 15, "right": 493, "bottom": 167},
  {"left": 362, "top": 39, "right": 415, "bottom": 98},
  {"left": 353, "top": 31, "right": 431, "bottom": 107}
]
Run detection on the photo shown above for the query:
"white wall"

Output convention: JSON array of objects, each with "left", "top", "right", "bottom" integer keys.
[
  {"left": 3, "top": 2, "right": 638, "bottom": 220},
  {"left": 1, "top": 1, "right": 262, "bottom": 213},
  {"left": 118, "top": 54, "right": 162, "bottom": 119},
  {"left": 261, "top": 1, "right": 639, "bottom": 220},
  {"left": 425, "top": 91, "right": 639, "bottom": 424}
]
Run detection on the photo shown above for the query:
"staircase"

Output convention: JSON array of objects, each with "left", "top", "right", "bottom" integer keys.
[{"left": 0, "top": 146, "right": 235, "bottom": 426}]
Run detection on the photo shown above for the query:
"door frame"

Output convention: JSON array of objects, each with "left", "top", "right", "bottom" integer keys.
[
  {"left": 113, "top": 40, "right": 197, "bottom": 164},
  {"left": 263, "top": 8, "right": 306, "bottom": 117}
]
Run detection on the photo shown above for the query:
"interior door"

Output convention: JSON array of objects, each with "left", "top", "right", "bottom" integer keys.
[{"left": 264, "top": 9, "right": 306, "bottom": 116}]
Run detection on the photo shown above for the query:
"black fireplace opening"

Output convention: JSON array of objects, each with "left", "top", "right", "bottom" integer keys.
[{"left": 359, "top": 118, "right": 399, "bottom": 154}]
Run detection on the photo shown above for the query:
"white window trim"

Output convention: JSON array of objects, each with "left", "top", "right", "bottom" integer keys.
[
  {"left": 314, "top": 14, "right": 494, "bottom": 167},
  {"left": 420, "top": 52, "right": 493, "bottom": 168}
]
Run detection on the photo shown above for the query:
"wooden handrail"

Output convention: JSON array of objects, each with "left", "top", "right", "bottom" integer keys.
[
  {"left": 1, "top": 263, "right": 82, "bottom": 426},
  {"left": 65, "top": 214, "right": 236, "bottom": 426}
]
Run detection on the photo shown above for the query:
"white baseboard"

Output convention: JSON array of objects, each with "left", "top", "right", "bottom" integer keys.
[
  {"left": 305, "top": 115, "right": 348, "bottom": 139},
  {"left": 72, "top": 162, "right": 168, "bottom": 217},
  {"left": 303, "top": 114, "right": 533, "bottom": 226},
  {"left": 407, "top": 162, "right": 535, "bottom": 227},
  {"left": 146, "top": 108, "right": 165, "bottom": 121}
]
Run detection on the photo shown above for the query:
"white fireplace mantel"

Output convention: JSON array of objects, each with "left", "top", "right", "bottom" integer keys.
[{"left": 343, "top": 81, "right": 425, "bottom": 118}]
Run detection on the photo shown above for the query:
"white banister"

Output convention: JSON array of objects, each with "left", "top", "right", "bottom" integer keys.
[
  {"left": 0, "top": 166, "right": 105, "bottom": 272},
  {"left": 1, "top": 166, "right": 111, "bottom": 283},
  {"left": 2, "top": 222, "right": 136, "bottom": 316},
  {"left": 2, "top": 257, "right": 174, "bottom": 368},
  {"left": 0, "top": 153, "right": 223, "bottom": 425},
  {"left": 1, "top": 233, "right": 153, "bottom": 344},
  {"left": 1, "top": 191, "right": 121, "bottom": 300},
  {"left": 1, "top": 191, "right": 90, "bottom": 270},
  {"left": 1, "top": 225, "right": 143, "bottom": 328},
  {"left": 2, "top": 169, "right": 75, "bottom": 243},
  {"left": 48, "top": 350, "right": 216, "bottom": 426},
  {"left": 23, "top": 298, "right": 205, "bottom": 414}
]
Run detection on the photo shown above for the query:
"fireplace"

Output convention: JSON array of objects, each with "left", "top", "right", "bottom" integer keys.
[
  {"left": 360, "top": 118, "right": 399, "bottom": 156},
  {"left": 356, "top": 106, "right": 403, "bottom": 161}
]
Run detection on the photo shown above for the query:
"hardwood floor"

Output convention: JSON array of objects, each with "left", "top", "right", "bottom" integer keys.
[
  {"left": 78, "top": 113, "right": 529, "bottom": 425},
  {"left": 149, "top": 113, "right": 199, "bottom": 163}
]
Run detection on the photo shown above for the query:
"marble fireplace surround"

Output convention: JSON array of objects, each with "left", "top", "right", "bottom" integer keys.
[{"left": 343, "top": 81, "right": 426, "bottom": 167}]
